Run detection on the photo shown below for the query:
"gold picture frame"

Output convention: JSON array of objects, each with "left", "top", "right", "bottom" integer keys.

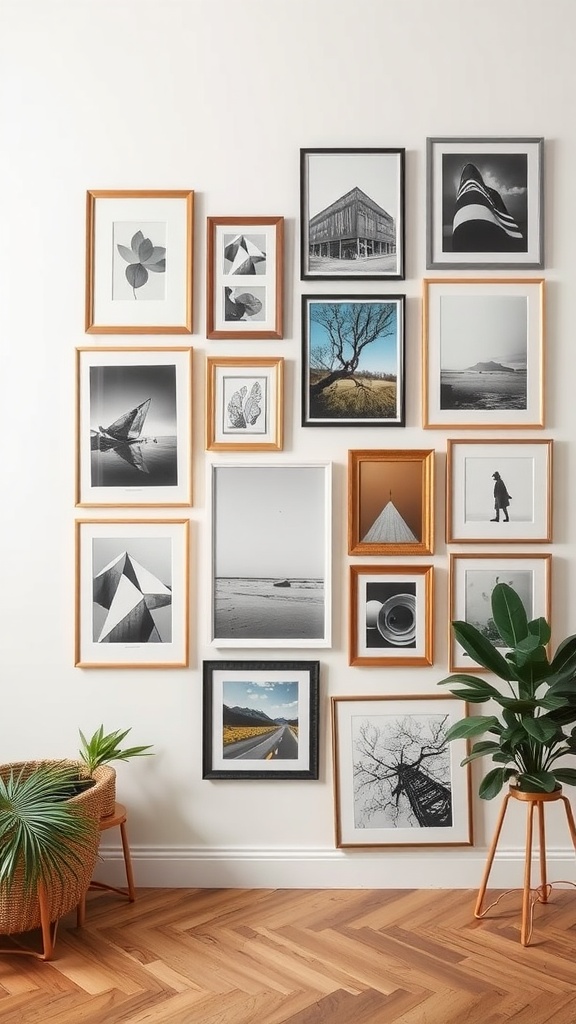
[
  {"left": 206, "top": 216, "right": 284, "bottom": 339},
  {"left": 349, "top": 564, "right": 433, "bottom": 667},
  {"left": 348, "top": 449, "right": 434, "bottom": 555},
  {"left": 205, "top": 356, "right": 283, "bottom": 451}
]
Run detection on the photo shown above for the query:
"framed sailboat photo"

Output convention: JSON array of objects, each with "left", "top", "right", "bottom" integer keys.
[
  {"left": 76, "top": 347, "right": 193, "bottom": 507},
  {"left": 348, "top": 449, "right": 434, "bottom": 555}
]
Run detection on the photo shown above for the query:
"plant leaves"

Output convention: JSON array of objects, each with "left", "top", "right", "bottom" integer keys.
[
  {"left": 479, "top": 767, "right": 508, "bottom": 800},
  {"left": 521, "top": 716, "right": 558, "bottom": 743},
  {"left": 552, "top": 768, "right": 576, "bottom": 787},
  {"left": 117, "top": 244, "right": 138, "bottom": 264},
  {"left": 516, "top": 771, "right": 557, "bottom": 793},
  {"left": 130, "top": 230, "right": 144, "bottom": 253},
  {"left": 126, "top": 264, "right": 148, "bottom": 290},
  {"left": 448, "top": 689, "right": 492, "bottom": 703},
  {"left": 548, "top": 634, "right": 576, "bottom": 682},
  {"left": 460, "top": 740, "right": 503, "bottom": 765},
  {"left": 147, "top": 258, "right": 166, "bottom": 273},
  {"left": 138, "top": 237, "right": 154, "bottom": 262},
  {"left": 437, "top": 674, "right": 501, "bottom": 698},
  {"left": 444, "top": 715, "right": 500, "bottom": 742},
  {"left": 528, "top": 617, "right": 551, "bottom": 645},
  {"left": 491, "top": 582, "right": 528, "bottom": 648},
  {"left": 450, "top": 621, "right": 515, "bottom": 679}
]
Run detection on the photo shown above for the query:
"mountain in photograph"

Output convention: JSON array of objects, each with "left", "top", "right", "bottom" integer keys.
[
  {"left": 466, "top": 361, "right": 516, "bottom": 374},
  {"left": 223, "top": 705, "right": 276, "bottom": 727}
]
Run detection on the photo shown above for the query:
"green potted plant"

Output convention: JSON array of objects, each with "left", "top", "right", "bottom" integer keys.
[
  {"left": 78, "top": 725, "right": 154, "bottom": 817},
  {"left": 438, "top": 582, "right": 576, "bottom": 799}
]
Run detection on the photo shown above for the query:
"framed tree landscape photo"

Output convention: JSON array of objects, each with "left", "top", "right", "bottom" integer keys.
[
  {"left": 301, "top": 295, "right": 405, "bottom": 427},
  {"left": 446, "top": 438, "right": 553, "bottom": 543},
  {"left": 75, "top": 519, "right": 190, "bottom": 668},
  {"left": 206, "top": 216, "right": 283, "bottom": 339},
  {"left": 331, "top": 695, "right": 472, "bottom": 848},
  {"left": 76, "top": 347, "right": 193, "bottom": 506},
  {"left": 206, "top": 356, "right": 283, "bottom": 451},
  {"left": 300, "top": 148, "right": 405, "bottom": 280},
  {"left": 85, "top": 190, "right": 194, "bottom": 333},
  {"left": 348, "top": 449, "right": 434, "bottom": 556},
  {"left": 426, "top": 136, "right": 544, "bottom": 269},
  {"left": 202, "top": 660, "right": 320, "bottom": 780},
  {"left": 448, "top": 553, "right": 551, "bottom": 673},
  {"left": 423, "top": 278, "right": 545, "bottom": 429},
  {"left": 349, "top": 565, "right": 433, "bottom": 667}
]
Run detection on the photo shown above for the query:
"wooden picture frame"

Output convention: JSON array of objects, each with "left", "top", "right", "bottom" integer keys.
[
  {"left": 349, "top": 565, "right": 433, "bottom": 667},
  {"left": 205, "top": 356, "right": 283, "bottom": 451},
  {"left": 206, "top": 216, "right": 283, "bottom": 339},
  {"left": 348, "top": 449, "right": 434, "bottom": 555}
]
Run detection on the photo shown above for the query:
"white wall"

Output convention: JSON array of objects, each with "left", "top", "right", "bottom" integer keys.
[{"left": 2, "top": 0, "right": 576, "bottom": 888}]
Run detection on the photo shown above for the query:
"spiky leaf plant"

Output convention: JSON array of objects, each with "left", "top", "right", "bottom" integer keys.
[{"left": 79, "top": 724, "right": 153, "bottom": 774}]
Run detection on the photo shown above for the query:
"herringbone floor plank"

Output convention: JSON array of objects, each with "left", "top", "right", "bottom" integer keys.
[{"left": 1, "top": 887, "right": 576, "bottom": 1023}]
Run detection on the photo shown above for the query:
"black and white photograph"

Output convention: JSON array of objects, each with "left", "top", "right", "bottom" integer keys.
[
  {"left": 300, "top": 148, "right": 405, "bottom": 280},
  {"left": 447, "top": 439, "right": 553, "bottom": 543},
  {"left": 349, "top": 565, "right": 433, "bottom": 666},
  {"left": 86, "top": 190, "right": 193, "bottom": 333},
  {"left": 202, "top": 660, "right": 319, "bottom": 779},
  {"left": 207, "top": 217, "right": 284, "bottom": 339},
  {"left": 426, "top": 137, "right": 543, "bottom": 269},
  {"left": 206, "top": 356, "right": 284, "bottom": 451},
  {"left": 210, "top": 463, "right": 331, "bottom": 647},
  {"left": 332, "top": 696, "right": 472, "bottom": 848},
  {"left": 76, "top": 348, "right": 192, "bottom": 506},
  {"left": 423, "top": 279, "right": 544, "bottom": 429},
  {"left": 449, "top": 554, "right": 551, "bottom": 672},
  {"left": 75, "top": 519, "right": 190, "bottom": 668}
]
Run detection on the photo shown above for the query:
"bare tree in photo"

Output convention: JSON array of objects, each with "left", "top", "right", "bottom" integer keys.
[
  {"left": 353, "top": 714, "right": 452, "bottom": 829},
  {"left": 310, "top": 302, "right": 397, "bottom": 400}
]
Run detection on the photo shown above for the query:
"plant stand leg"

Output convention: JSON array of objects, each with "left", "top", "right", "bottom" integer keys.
[
  {"left": 120, "top": 819, "right": 136, "bottom": 902},
  {"left": 521, "top": 799, "right": 536, "bottom": 945},
  {"left": 561, "top": 795, "right": 576, "bottom": 851},
  {"left": 474, "top": 791, "right": 511, "bottom": 919}
]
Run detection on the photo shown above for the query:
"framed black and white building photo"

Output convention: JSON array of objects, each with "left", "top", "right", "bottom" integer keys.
[{"left": 349, "top": 565, "right": 433, "bottom": 667}]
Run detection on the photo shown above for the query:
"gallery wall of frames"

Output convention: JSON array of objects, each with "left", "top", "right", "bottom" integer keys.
[{"left": 77, "top": 138, "right": 549, "bottom": 851}]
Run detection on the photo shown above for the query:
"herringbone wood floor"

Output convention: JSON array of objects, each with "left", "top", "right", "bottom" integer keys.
[{"left": 1, "top": 887, "right": 576, "bottom": 1023}]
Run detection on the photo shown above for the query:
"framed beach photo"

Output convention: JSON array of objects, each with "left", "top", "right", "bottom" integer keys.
[
  {"left": 205, "top": 356, "right": 283, "bottom": 451},
  {"left": 448, "top": 553, "right": 551, "bottom": 673},
  {"left": 331, "top": 695, "right": 472, "bottom": 848},
  {"left": 423, "top": 278, "right": 545, "bottom": 429},
  {"left": 349, "top": 565, "right": 433, "bottom": 667},
  {"left": 301, "top": 295, "right": 405, "bottom": 427},
  {"left": 446, "top": 439, "right": 553, "bottom": 543},
  {"left": 210, "top": 463, "right": 332, "bottom": 648},
  {"left": 300, "top": 148, "right": 405, "bottom": 280},
  {"left": 75, "top": 519, "right": 190, "bottom": 668},
  {"left": 206, "top": 216, "right": 283, "bottom": 339},
  {"left": 426, "top": 137, "right": 544, "bottom": 269},
  {"left": 202, "top": 660, "right": 320, "bottom": 780},
  {"left": 76, "top": 347, "right": 192, "bottom": 506},
  {"left": 348, "top": 449, "right": 434, "bottom": 556},
  {"left": 85, "top": 190, "right": 193, "bottom": 333}
]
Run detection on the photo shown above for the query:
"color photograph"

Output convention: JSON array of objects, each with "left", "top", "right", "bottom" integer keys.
[{"left": 348, "top": 449, "right": 434, "bottom": 555}]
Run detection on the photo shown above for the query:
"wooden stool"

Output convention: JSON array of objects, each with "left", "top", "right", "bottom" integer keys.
[
  {"left": 475, "top": 787, "right": 576, "bottom": 945},
  {"left": 77, "top": 802, "right": 135, "bottom": 926}
]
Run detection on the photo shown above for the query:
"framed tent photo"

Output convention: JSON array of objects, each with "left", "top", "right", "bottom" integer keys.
[
  {"left": 75, "top": 518, "right": 190, "bottom": 668},
  {"left": 85, "top": 190, "right": 194, "bottom": 333},
  {"left": 331, "top": 695, "right": 473, "bottom": 848},
  {"left": 301, "top": 295, "right": 405, "bottom": 427},
  {"left": 202, "top": 660, "right": 320, "bottom": 780},
  {"left": 300, "top": 148, "right": 405, "bottom": 280},
  {"left": 446, "top": 438, "right": 553, "bottom": 543},
  {"left": 426, "top": 136, "right": 544, "bottom": 269},
  {"left": 348, "top": 449, "right": 434, "bottom": 556},
  {"left": 448, "top": 553, "right": 551, "bottom": 673},
  {"left": 349, "top": 565, "right": 433, "bottom": 667},
  {"left": 206, "top": 216, "right": 284, "bottom": 339},
  {"left": 422, "top": 278, "right": 545, "bottom": 429},
  {"left": 205, "top": 355, "right": 284, "bottom": 451},
  {"left": 76, "top": 347, "right": 193, "bottom": 507}
]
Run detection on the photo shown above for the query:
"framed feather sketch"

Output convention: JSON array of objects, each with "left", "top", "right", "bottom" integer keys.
[{"left": 206, "top": 356, "right": 284, "bottom": 451}]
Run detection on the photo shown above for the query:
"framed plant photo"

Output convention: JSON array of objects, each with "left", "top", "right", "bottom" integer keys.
[
  {"left": 206, "top": 216, "right": 283, "bottom": 339},
  {"left": 202, "top": 660, "right": 320, "bottom": 780},
  {"left": 85, "top": 190, "right": 193, "bottom": 333},
  {"left": 301, "top": 295, "right": 405, "bottom": 427},
  {"left": 75, "top": 519, "right": 190, "bottom": 668},
  {"left": 76, "top": 347, "right": 192, "bottom": 507},
  {"left": 448, "top": 553, "right": 551, "bottom": 673},
  {"left": 210, "top": 463, "right": 332, "bottom": 648},
  {"left": 300, "top": 148, "right": 405, "bottom": 280},
  {"left": 423, "top": 278, "right": 545, "bottom": 429},
  {"left": 331, "top": 695, "right": 472, "bottom": 848},
  {"left": 205, "top": 356, "right": 283, "bottom": 451},
  {"left": 348, "top": 449, "right": 434, "bottom": 556},
  {"left": 446, "top": 438, "right": 553, "bottom": 543},
  {"left": 349, "top": 565, "right": 433, "bottom": 667},
  {"left": 426, "top": 137, "right": 544, "bottom": 269}
]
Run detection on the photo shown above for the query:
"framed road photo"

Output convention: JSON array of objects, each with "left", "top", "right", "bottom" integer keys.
[
  {"left": 202, "top": 660, "right": 320, "bottom": 780},
  {"left": 348, "top": 449, "right": 434, "bottom": 556},
  {"left": 75, "top": 519, "right": 190, "bottom": 668},
  {"left": 331, "top": 695, "right": 472, "bottom": 848},
  {"left": 301, "top": 295, "right": 405, "bottom": 427},
  {"left": 206, "top": 216, "right": 283, "bottom": 339},
  {"left": 423, "top": 278, "right": 545, "bottom": 429},
  {"left": 76, "top": 347, "right": 193, "bottom": 506},
  {"left": 300, "top": 148, "right": 405, "bottom": 280},
  {"left": 448, "top": 553, "right": 551, "bottom": 673},
  {"left": 210, "top": 463, "right": 332, "bottom": 648},
  {"left": 85, "top": 190, "right": 193, "bottom": 333},
  {"left": 205, "top": 356, "right": 283, "bottom": 451},
  {"left": 349, "top": 565, "right": 433, "bottom": 667},
  {"left": 426, "top": 137, "right": 544, "bottom": 269},
  {"left": 446, "top": 438, "right": 553, "bottom": 543}
]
